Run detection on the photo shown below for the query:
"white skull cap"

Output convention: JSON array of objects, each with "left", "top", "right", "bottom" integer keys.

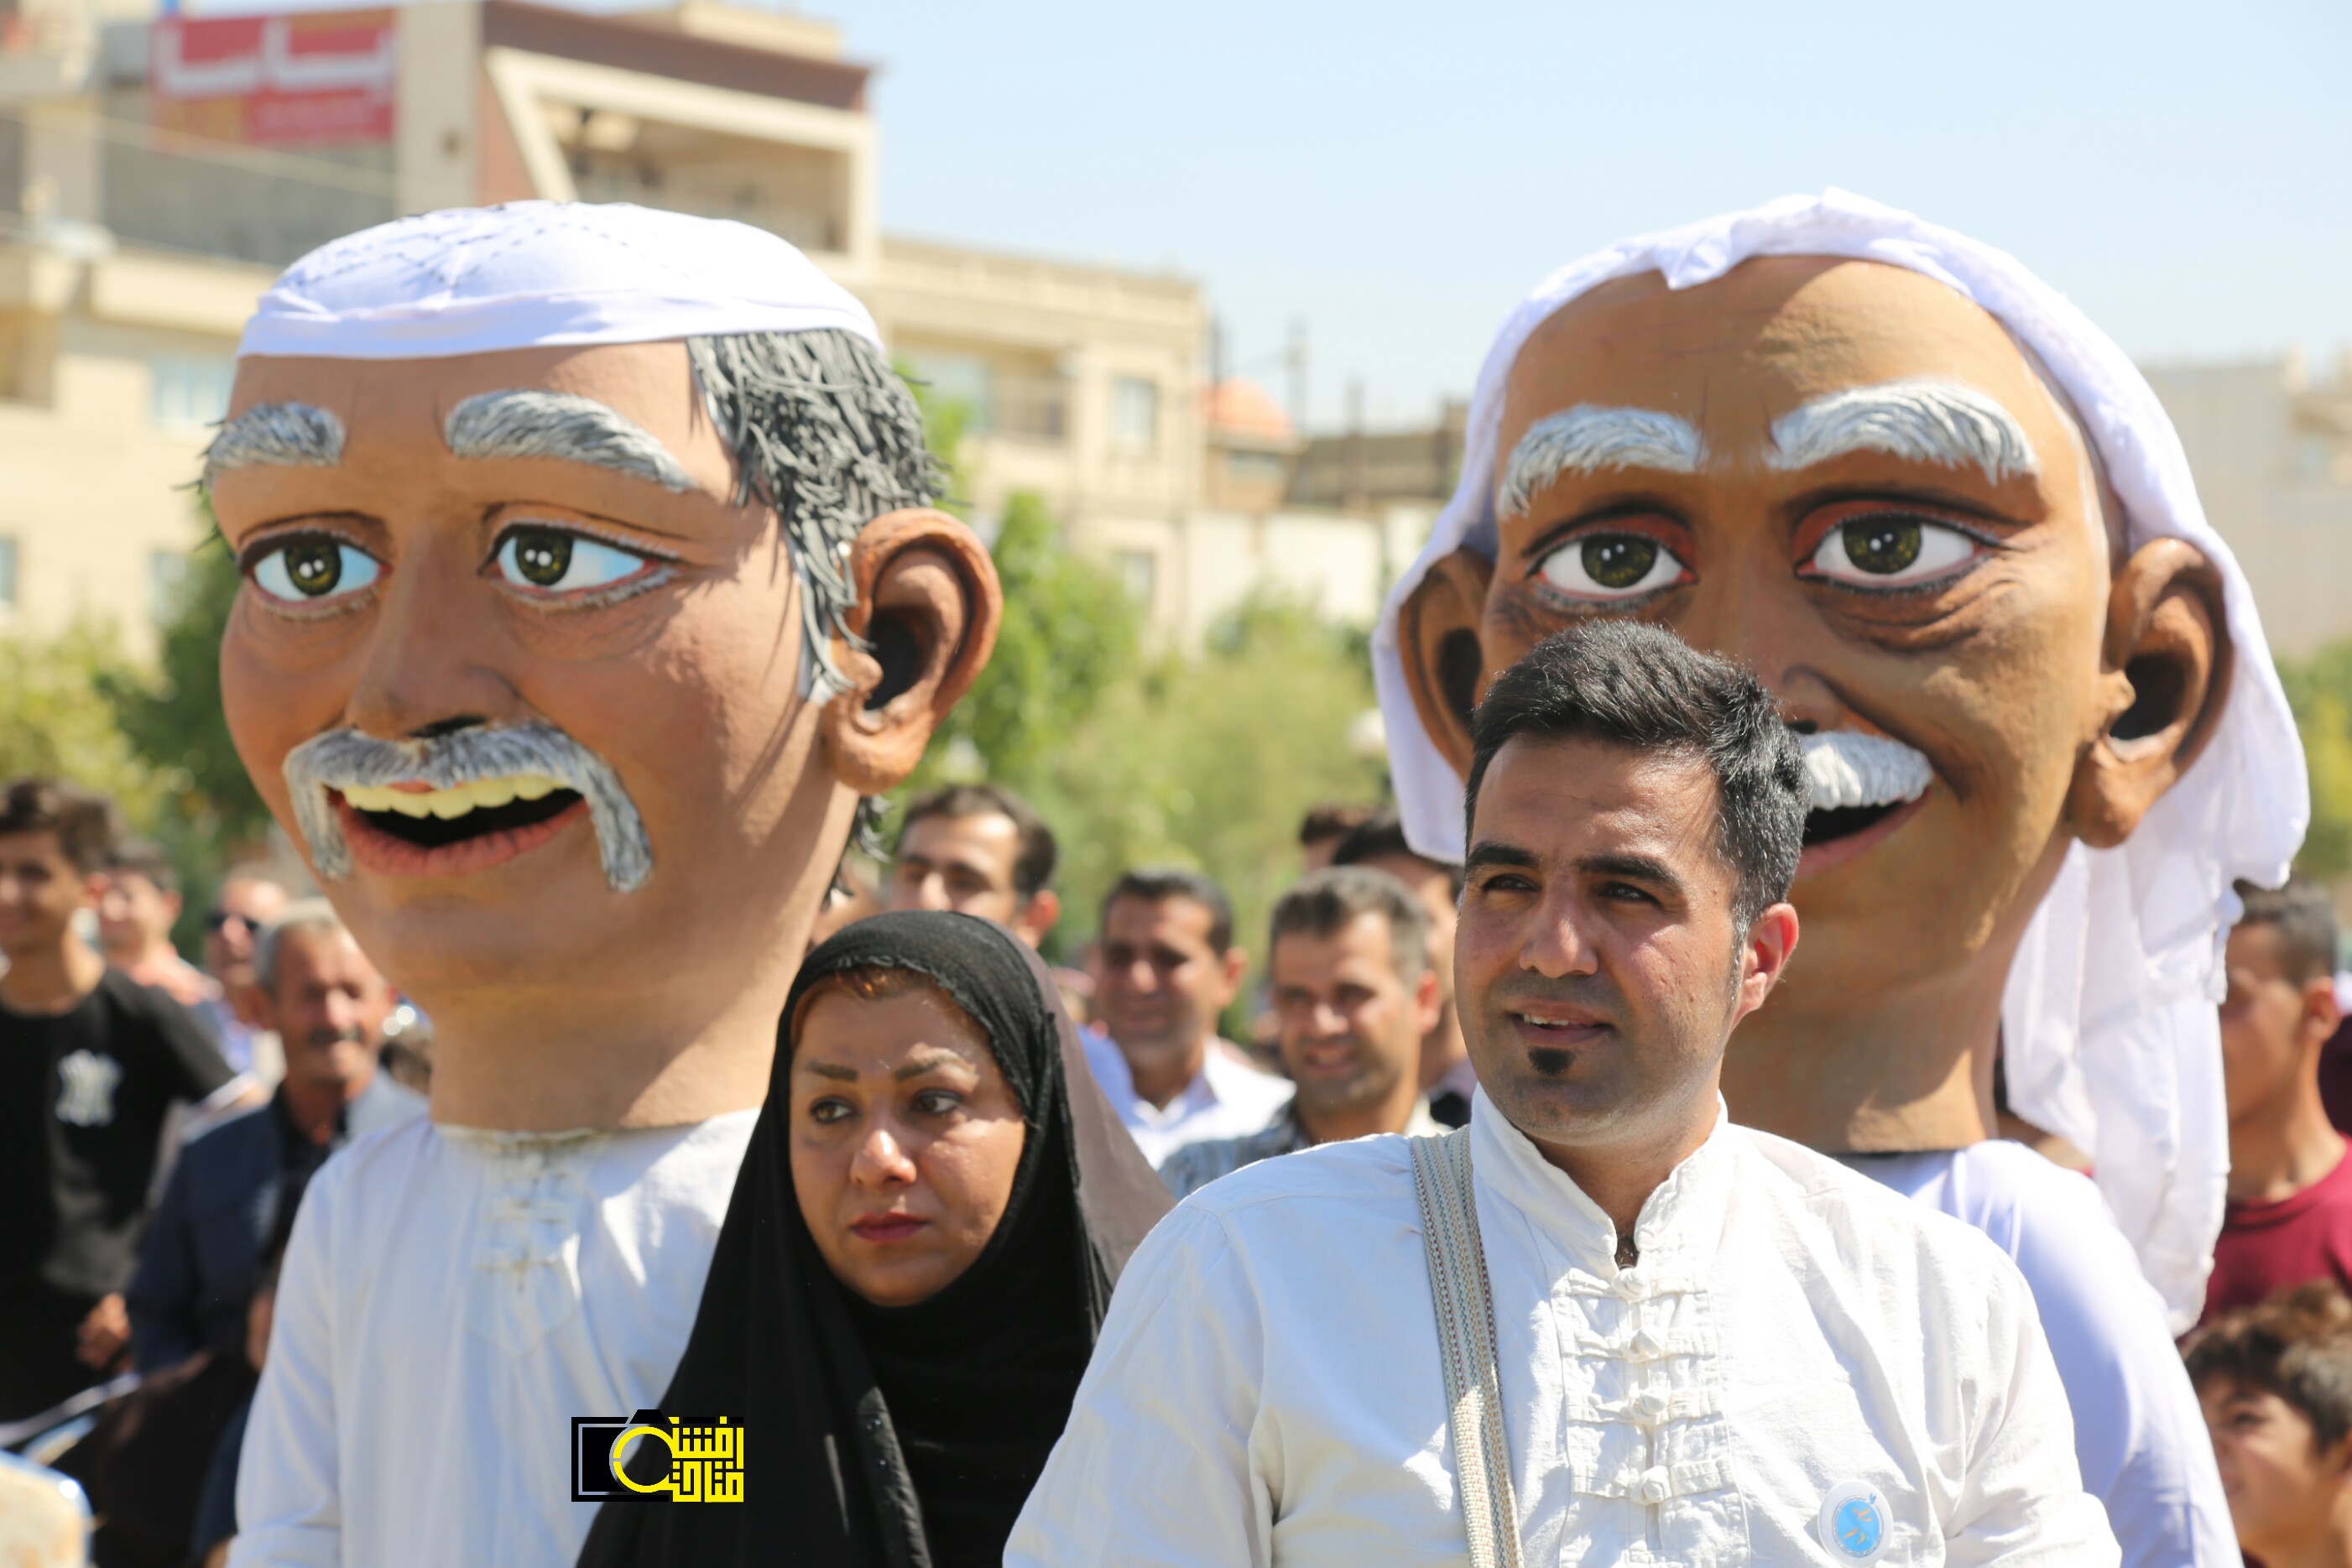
[
  {"left": 1372, "top": 188, "right": 2308, "bottom": 1330},
  {"left": 238, "top": 201, "right": 880, "bottom": 360}
]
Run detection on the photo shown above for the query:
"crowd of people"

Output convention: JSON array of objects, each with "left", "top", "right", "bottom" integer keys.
[
  {"left": 15, "top": 744, "right": 2352, "bottom": 1562},
  {"left": 6, "top": 190, "right": 2352, "bottom": 1567},
  {"left": 0, "top": 779, "right": 426, "bottom": 1564}
]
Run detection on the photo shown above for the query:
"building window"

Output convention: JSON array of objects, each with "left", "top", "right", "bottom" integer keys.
[
  {"left": 1113, "top": 548, "right": 1155, "bottom": 609},
  {"left": 151, "top": 356, "right": 237, "bottom": 432},
  {"left": 1112, "top": 377, "right": 1159, "bottom": 453},
  {"left": 150, "top": 550, "right": 189, "bottom": 625},
  {"left": 1226, "top": 449, "right": 1288, "bottom": 484},
  {"left": 901, "top": 352, "right": 995, "bottom": 434},
  {"left": 0, "top": 536, "right": 17, "bottom": 609}
]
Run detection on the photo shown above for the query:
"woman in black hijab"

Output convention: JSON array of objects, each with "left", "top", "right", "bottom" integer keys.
[{"left": 579, "top": 910, "right": 1171, "bottom": 1568}]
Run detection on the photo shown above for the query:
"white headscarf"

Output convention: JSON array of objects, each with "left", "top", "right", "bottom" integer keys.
[
  {"left": 1372, "top": 189, "right": 2307, "bottom": 1329},
  {"left": 237, "top": 201, "right": 879, "bottom": 360}
]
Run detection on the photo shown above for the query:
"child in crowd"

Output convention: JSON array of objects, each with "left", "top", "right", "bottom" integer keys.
[{"left": 2188, "top": 1282, "right": 2352, "bottom": 1566}]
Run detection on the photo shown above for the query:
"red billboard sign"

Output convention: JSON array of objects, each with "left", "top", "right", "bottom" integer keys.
[{"left": 151, "top": 10, "right": 398, "bottom": 148}]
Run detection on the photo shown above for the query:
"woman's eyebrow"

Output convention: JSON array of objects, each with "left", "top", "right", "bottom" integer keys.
[
  {"left": 894, "top": 1050, "right": 971, "bottom": 1081},
  {"left": 797, "top": 1059, "right": 858, "bottom": 1081}
]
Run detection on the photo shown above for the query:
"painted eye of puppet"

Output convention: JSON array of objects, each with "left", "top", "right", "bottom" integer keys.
[
  {"left": 492, "top": 527, "right": 656, "bottom": 596},
  {"left": 1806, "top": 517, "right": 1980, "bottom": 588},
  {"left": 1536, "top": 534, "right": 1690, "bottom": 603},
  {"left": 250, "top": 539, "right": 381, "bottom": 605}
]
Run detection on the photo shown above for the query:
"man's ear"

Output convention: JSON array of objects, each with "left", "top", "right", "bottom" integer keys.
[
  {"left": 2067, "top": 538, "right": 2233, "bottom": 849},
  {"left": 1737, "top": 903, "right": 1801, "bottom": 1023},
  {"left": 1412, "top": 966, "right": 1442, "bottom": 1037},
  {"left": 1017, "top": 888, "right": 1061, "bottom": 948},
  {"left": 821, "top": 508, "right": 1002, "bottom": 797},
  {"left": 1397, "top": 549, "right": 1495, "bottom": 778}
]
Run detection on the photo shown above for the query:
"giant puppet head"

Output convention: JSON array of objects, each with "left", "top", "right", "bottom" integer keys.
[
  {"left": 206, "top": 203, "right": 1000, "bottom": 1133},
  {"left": 1377, "top": 191, "right": 2306, "bottom": 1324}
]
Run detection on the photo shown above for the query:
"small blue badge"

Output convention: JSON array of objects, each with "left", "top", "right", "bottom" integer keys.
[{"left": 1816, "top": 1480, "right": 1890, "bottom": 1562}]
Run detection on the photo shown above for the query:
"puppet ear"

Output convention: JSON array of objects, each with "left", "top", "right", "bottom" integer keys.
[
  {"left": 1397, "top": 548, "right": 1496, "bottom": 778},
  {"left": 821, "top": 508, "right": 1002, "bottom": 796},
  {"left": 2066, "top": 537, "right": 2233, "bottom": 849}
]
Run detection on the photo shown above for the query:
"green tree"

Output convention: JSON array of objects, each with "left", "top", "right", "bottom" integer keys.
[
  {"left": 0, "top": 624, "right": 169, "bottom": 826},
  {"left": 2277, "top": 640, "right": 2352, "bottom": 881},
  {"left": 105, "top": 536, "right": 273, "bottom": 853}
]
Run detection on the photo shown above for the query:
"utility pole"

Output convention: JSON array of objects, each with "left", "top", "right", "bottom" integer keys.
[
  {"left": 1345, "top": 376, "right": 1368, "bottom": 516},
  {"left": 1286, "top": 316, "right": 1308, "bottom": 433}
]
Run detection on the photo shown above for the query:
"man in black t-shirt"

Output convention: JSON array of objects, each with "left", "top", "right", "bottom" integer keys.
[{"left": 0, "top": 779, "right": 237, "bottom": 1424}]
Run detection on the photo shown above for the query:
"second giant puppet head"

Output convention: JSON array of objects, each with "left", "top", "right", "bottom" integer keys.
[
  {"left": 1377, "top": 190, "right": 2306, "bottom": 1323},
  {"left": 207, "top": 203, "right": 999, "bottom": 1133}
]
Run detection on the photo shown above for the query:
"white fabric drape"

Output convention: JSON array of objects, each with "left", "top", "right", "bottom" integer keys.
[{"left": 1370, "top": 189, "right": 2308, "bottom": 1329}]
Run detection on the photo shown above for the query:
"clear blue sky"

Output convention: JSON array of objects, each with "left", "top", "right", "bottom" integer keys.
[{"left": 832, "top": 0, "right": 2351, "bottom": 430}]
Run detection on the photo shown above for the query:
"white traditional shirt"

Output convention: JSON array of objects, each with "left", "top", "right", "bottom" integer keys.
[
  {"left": 1009, "top": 1091, "right": 2119, "bottom": 1566},
  {"left": 1844, "top": 1145, "right": 2236, "bottom": 1568},
  {"left": 1082, "top": 1027, "right": 1294, "bottom": 1168},
  {"left": 231, "top": 1112, "right": 757, "bottom": 1567}
]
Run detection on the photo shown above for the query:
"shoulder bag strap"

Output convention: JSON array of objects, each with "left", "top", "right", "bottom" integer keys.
[{"left": 1409, "top": 1128, "right": 1526, "bottom": 1568}]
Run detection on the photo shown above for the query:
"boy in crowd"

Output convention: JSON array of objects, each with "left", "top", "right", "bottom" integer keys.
[
  {"left": 0, "top": 779, "right": 243, "bottom": 1424},
  {"left": 2188, "top": 1282, "right": 2352, "bottom": 1565},
  {"left": 2208, "top": 878, "right": 2352, "bottom": 1322}
]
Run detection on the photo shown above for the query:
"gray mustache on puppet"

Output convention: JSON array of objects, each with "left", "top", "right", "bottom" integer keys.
[
  {"left": 281, "top": 721, "right": 653, "bottom": 893},
  {"left": 1799, "top": 729, "right": 1932, "bottom": 813}
]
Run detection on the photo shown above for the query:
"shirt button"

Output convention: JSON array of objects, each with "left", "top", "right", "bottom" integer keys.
[
  {"left": 1637, "top": 1466, "right": 1671, "bottom": 1505},
  {"left": 1634, "top": 1388, "right": 1669, "bottom": 1423},
  {"left": 1613, "top": 1269, "right": 1647, "bottom": 1300},
  {"left": 1631, "top": 1326, "right": 1668, "bottom": 1359}
]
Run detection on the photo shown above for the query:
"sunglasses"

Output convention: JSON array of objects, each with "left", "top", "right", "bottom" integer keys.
[{"left": 202, "top": 909, "right": 254, "bottom": 935}]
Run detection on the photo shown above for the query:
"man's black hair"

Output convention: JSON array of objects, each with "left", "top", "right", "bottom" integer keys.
[
  {"left": 0, "top": 778, "right": 121, "bottom": 873},
  {"left": 106, "top": 838, "right": 180, "bottom": 897},
  {"left": 1270, "top": 866, "right": 1431, "bottom": 982},
  {"left": 1103, "top": 867, "right": 1236, "bottom": 953},
  {"left": 1332, "top": 805, "right": 1466, "bottom": 899},
  {"left": 2235, "top": 877, "right": 2339, "bottom": 987},
  {"left": 1463, "top": 622, "right": 1806, "bottom": 931},
  {"left": 1297, "top": 802, "right": 1375, "bottom": 849},
  {"left": 896, "top": 784, "right": 1059, "bottom": 899}
]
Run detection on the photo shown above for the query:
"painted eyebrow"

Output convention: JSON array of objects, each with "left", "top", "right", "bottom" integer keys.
[
  {"left": 444, "top": 389, "right": 696, "bottom": 492},
  {"left": 1497, "top": 404, "right": 1706, "bottom": 518},
  {"left": 1766, "top": 378, "right": 2038, "bottom": 485},
  {"left": 797, "top": 1059, "right": 858, "bottom": 1081},
  {"left": 201, "top": 402, "right": 346, "bottom": 491}
]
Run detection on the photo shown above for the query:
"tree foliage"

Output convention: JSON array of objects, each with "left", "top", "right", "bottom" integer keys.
[
  {"left": 0, "top": 624, "right": 169, "bottom": 828},
  {"left": 2276, "top": 641, "right": 2352, "bottom": 882},
  {"left": 104, "top": 537, "right": 271, "bottom": 853},
  {"left": 891, "top": 487, "right": 1385, "bottom": 977}
]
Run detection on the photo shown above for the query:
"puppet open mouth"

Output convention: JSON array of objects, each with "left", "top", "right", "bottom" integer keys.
[
  {"left": 336, "top": 779, "right": 584, "bottom": 849},
  {"left": 1803, "top": 802, "right": 1900, "bottom": 847}
]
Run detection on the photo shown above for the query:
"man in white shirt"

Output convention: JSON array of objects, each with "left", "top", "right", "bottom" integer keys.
[
  {"left": 1012, "top": 620, "right": 2117, "bottom": 1565},
  {"left": 1086, "top": 867, "right": 1292, "bottom": 1166},
  {"left": 207, "top": 203, "right": 999, "bottom": 1565}
]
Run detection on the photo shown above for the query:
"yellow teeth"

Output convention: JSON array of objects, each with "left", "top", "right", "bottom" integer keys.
[{"left": 340, "top": 775, "right": 565, "bottom": 819}]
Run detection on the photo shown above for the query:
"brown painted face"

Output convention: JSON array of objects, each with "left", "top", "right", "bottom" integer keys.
[
  {"left": 211, "top": 341, "right": 998, "bottom": 1128},
  {"left": 1400, "top": 258, "right": 2230, "bottom": 1149}
]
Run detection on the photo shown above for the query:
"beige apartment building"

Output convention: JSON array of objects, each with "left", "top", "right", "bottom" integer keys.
[{"left": 0, "top": 0, "right": 1226, "bottom": 655}]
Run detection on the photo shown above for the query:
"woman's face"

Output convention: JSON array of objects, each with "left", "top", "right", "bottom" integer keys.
[
  {"left": 790, "top": 984, "right": 1028, "bottom": 1307},
  {"left": 2200, "top": 1378, "right": 2352, "bottom": 1559}
]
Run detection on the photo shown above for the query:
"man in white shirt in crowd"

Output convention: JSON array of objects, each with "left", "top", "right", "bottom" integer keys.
[
  {"left": 1012, "top": 620, "right": 2117, "bottom": 1565},
  {"left": 882, "top": 782, "right": 1061, "bottom": 948},
  {"left": 1161, "top": 865, "right": 1445, "bottom": 1199},
  {"left": 1330, "top": 810, "right": 1474, "bottom": 1126},
  {"left": 1085, "top": 868, "right": 1293, "bottom": 1166}
]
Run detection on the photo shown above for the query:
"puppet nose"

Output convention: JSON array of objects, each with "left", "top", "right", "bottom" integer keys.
[{"left": 342, "top": 561, "right": 525, "bottom": 742}]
